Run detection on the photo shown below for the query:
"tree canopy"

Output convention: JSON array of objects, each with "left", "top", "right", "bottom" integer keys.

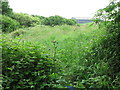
[{"left": 2, "top": 1, "right": 13, "bottom": 17}]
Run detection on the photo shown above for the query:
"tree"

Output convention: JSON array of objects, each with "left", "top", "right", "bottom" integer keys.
[
  {"left": 0, "top": 2, "right": 2, "bottom": 14},
  {"left": 11, "top": 13, "right": 40, "bottom": 27},
  {"left": 2, "top": 1, "right": 13, "bottom": 17}
]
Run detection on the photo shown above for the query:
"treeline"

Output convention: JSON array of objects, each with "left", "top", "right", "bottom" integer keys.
[{"left": 1, "top": 1, "right": 76, "bottom": 33}]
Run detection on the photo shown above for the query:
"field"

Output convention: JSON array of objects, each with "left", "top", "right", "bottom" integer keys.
[
  {"left": 4, "top": 23, "right": 114, "bottom": 88},
  {"left": 1, "top": 1, "right": 119, "bottom": 89}
]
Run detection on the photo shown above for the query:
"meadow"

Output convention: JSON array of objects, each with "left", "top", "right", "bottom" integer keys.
[
  {"left": 4, "top": 23, "right": 115, "bottom": 88},
  {"left": 1, "top": 0, "right": 120, "bottom": 89}
]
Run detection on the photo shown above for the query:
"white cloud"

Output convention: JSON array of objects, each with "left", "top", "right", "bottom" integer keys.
[{"left": 9, "top": 0, "right": 110, "bottom": 18}]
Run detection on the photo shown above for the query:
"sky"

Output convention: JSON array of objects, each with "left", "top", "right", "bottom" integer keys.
[{"left": 8, "top": 0, "right": 110, "bottom": 19}]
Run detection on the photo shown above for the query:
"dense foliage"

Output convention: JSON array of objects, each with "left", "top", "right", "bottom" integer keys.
[
  {"left": 32, "top": 15, "right": 46, "bottom": 24},
  {"left": 42, "top": 15, "right": 76, "bottom": 26},
  {"left": 93, "top": 0, "right": 120, "bottom": 87},
  {"left": 1, "top": 15, "right": 20, "bottom": 32},
  {"left": 1, "top": 0, "right": 120, "bottom": 89},
  {"left": 1, "top": 37, "right": 60, "bottom": 89},
  {"left": 1, "top": 1, "right": 13, "bottom": 17},
  {"left": 1, "top": 1, "right": 76, "bottom": 33},
  {"left": 10, "top": 13, "right": 41, "bottom": 28},
  {"left": 0, "top": 2, "right": 2, "bottom": 14}
]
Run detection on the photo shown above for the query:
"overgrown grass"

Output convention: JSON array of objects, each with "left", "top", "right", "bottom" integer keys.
[{"left": 4, "top": 23, "right": 119, "bottom": 88}]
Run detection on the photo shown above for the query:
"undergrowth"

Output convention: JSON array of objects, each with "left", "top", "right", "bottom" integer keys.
[{"left": 3, "top": 23, "right": 119, "bottom": 89}]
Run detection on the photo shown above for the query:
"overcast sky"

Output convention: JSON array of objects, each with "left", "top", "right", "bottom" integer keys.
[{"left": 9, "top": 0, "right": 110, "bottom": 18}]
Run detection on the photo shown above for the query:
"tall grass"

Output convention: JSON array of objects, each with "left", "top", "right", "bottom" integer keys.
[{"left": 5, "top": 23, "right": 117, "bottom": 88}]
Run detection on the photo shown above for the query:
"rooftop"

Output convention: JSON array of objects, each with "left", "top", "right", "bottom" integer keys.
[{"left": 72, "top": 17, "right": 92, "bottom": 20}]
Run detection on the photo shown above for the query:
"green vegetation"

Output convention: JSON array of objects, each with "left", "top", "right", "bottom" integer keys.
[
  {"left": 10, "top": 13, "right": 41, "bottom": 28},
  {"left": 42, "top": 15, "right": 76, "bottom": 26},
  {"left": 93, "top": 0, "right": 120, "bottom": 87},
  {"left": 1, "top": 3, "right": 76, "bottom": 32},
  {"left": 1, "top": 15, "right": 20, "bottom": 32},
  {"left": 1, "top": 0, "right": 120, "bottom": 89},
  {"left": 2, "top": 36, "right": 57, "bottom": 89},
  {"left": 2, "top": 23, "right": 118, "bottom": 89},
  {"left": 1, "top": 1, "right": 13, "bottom": 17}
]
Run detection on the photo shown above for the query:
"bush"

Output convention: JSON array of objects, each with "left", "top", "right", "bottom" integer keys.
[
  {"left": 10, "top": 29, "right": 26, "bottom": 38},
  {"left": 11, "top": 13, "right": 40, "bottom": 27},
  {"left": 2, "top": 15, "right": 20, "bottom": 32},
  {"left": 65, "top": 19, "right": 76, "bottom": 25},
  {"left": 32, "top": 15, "right": 46, "bottom": 25},
  {"left": 43, "top": 15, "right": 64, "bottom": 26},
  {"left": 42, "top": 15, "right": 76, "bottom": 26},
  {"left": 92, "top": 0, "right": 120, "bottom": 87},
  {"left": 1, "top": 37, "right": 57, "bottom": 89}
]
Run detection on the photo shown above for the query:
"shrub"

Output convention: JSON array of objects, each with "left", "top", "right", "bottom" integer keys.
[
  {"left": 2, "top": 15, "right": 20, "bottom": 32},
  {"left": 32, "top": 15, "right": 46, "bottom": 25},
  {"left": 29, "top": 16, "right": 41, "bottom": 26},
  {"left": 10, "top": 29, "right": 26, "bottom": 38},
  {"left": 92, "top": 0, "right": 120, "bottom": 87},
  {"left": 42, "top": 15, "right": 76, "bottom": 26},
  {"left": 1, "top": 37, "right": 57, "bottom": 89},
  {"left": 11, "top": 13, "right": 40, "bottom": 27},
  {"left": 43, "top": 15, "right": 64, "bottom": 26},
  {"left": 65, "top": 19, "right": 76, "bottom": 25}
]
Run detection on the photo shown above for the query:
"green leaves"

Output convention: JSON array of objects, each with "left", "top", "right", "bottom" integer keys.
[
  {"left": 42, "top": 15, "right": 76, "bottom": 26},
  {"left": 2, "top": 37, "right": 56, "bottom": 89},
  {"left": 92, "top": 0, "right": 120, "bottom": 88},
  {"left": 49, "top": 73, "right": 59, "bottom": 80},
  {"left": 2, "top": 1, "right": 13, "bottom": 17},
  {"left": 11, "top": 13, "right": 41, "bottom": 28},
  {"left": 1, "top": 15, "right": 20, "bottom": 32}
]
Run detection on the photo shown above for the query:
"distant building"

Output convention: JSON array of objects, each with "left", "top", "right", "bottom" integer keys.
[{"left": 71, "top": 17, "right": 92, "bottom": 24}]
